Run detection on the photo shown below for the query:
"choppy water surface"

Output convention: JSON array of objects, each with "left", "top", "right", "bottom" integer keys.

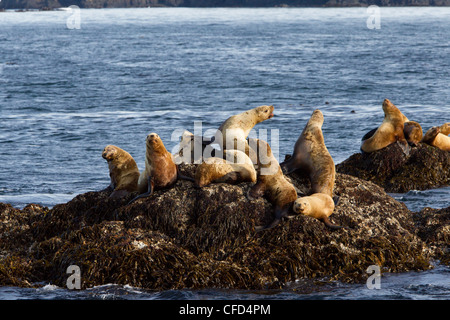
[{"left": 0, "top": 8, "right": 449, "bottom": 300}]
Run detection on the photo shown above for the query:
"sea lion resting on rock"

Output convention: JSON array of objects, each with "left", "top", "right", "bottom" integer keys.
[
  {"left": 194, "top": 150, "right": 256, "bottom": 187},
  {"left": 422, "top": 126, "right": 450, "bottom": 152},
  {"left": 101, "top": 145, "right": 140, "bottom": 198},
  {"left": 128, "top": 133, "right": 194, "bottom": 204},
  {"left": 360, "top": 99, "right": 410, "bottom": 154},
  {"left": 293, "top": 193, "right": 342, "bottom": 230},
  {"left": 280, "top": 109, "right": 335, "bottom": 197},
  {"left": 247, "top": 139, "right": 298, "bottom": 231},
  {"left": 205, "top": 105, "right": 274, "bottom": 153},
  {"left": 403, "top": 121, "right": 423, "bottom": 146},
  {"left": 439, "top": 123, "right": 450, "bottom": 136},
  {"left": 173, "top": 130, "right": 216, "bottom": 165}
]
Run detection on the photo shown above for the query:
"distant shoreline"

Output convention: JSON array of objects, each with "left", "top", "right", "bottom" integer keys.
[{"left": 2, "top": 4, "right": 450, "bottom": 11}]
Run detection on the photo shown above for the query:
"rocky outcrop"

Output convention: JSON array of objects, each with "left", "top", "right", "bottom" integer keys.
[
  {"left": 1, "top": 164, "right": 446, "bottom": 290},
  {"left": 336, "top": 142, "right": 450, "bottom": 193}
]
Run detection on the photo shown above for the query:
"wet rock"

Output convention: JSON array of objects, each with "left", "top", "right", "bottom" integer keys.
[
  {"left": 413, "top": 206, "right": 450, "bottom": 265},
  {"left": 336, "top": 142, "right": 450, "bottom": 193},
  {"left": 0, "top": 164, "right": 445, "bottom": 290}
]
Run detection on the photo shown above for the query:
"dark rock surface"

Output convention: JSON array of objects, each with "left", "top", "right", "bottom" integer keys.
[
  {"left": 336, "top": 142, "right": 450, "bottom": 193},
  {"left": 1, "top": 164, "right": 446, "bottom": 290}
]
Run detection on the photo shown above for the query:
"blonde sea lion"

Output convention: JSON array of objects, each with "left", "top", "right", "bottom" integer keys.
[
  {"left": 439, "top": 123, "right": 450, "bottom": 136},
  {"left": 247, "top": 139, "right": 298, "bottom": 231},
  {"left": 128, "top": 133, "right": 194, "bottom": 204},
  {"left": 422, "top": 126, "right": 450, "bottom": 152},
  {"left": 204, "top": 105, "right": 274, "bottom": 152},
  {"left": 403, "top": 121, "right": 423, "bottom": 146},
  {"left": 360, "top": 99, "right": 409, "bottom": 154},
  {"left": 173, "top": 130, "right": 216, "bottom": 164},
  {"left": 293, "top": 193, "right": 342, "bottom": 230},
  {"left": 280, "top": 109, "right": 335, "bottom": 197},
  {"left": 101, "top": 145, "right": 140, "bottom": 198},
  {"left": 194, "top": 150, "right": 256, "bottom": 187}
]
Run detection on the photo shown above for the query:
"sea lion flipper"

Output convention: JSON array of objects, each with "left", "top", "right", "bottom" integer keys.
[
  {"left": 176, "top": 165, "right": 195, "bottom": 182},
  {"left": 247, "top": 180, "right": 266, "bottom": 200},
  {"left": 216, "top": 171, "right": 242, "bottom": 184},
  {"left": 127, "top": 177, "right": 154, "bottom": 205},
  {"left": 321, "top": 216, "right": 344, "bottom": 230},
  {"left": 397, "top": 140, "right": 411, "bottom": 156},
  {"left": 255, "top": 205, "right": 287, "bottom": 232},
  {"left": 100, "top": 184, "right": 114, "bottom": 193},
  {"left": 280, "top": 159, "right": 297, "bottom": 175},
  {"left": 361, "top": 127, "right": 378, "bottom": 142}
]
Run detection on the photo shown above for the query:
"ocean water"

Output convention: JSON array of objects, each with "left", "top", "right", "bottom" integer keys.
[{"left": 0, "top": 7, "right": 449, "bottom": 300}]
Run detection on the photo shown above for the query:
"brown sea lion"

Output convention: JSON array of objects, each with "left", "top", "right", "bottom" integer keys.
[
  {"left": 194, "top": 150, "right": 257, "bottom": 187},
  {"left": 128, "top": 133, "right": 194, "bottom": 204},
  {"left": 293, "top": 193, "right": 342, "bottom": 230},
  {"left": 101, "top": 145, "right": 140, "bottom": 198},
  {"left": 422, "top": 126, "right": 450, "bottom": 152},
  {"left": 280, "top": 109, "right": 335, "bottom": 197},
  {"left": 205, "top": 105, "right": 274, "bottom": 152},
  {"left": 403, "top": 121, "right": 423, "bottom": 146},
  {"left": 360, "top": 99, "right": 409, "bottom": 154},
  {"left": 247, "top": 139, "right": 298, "bottom": 231}
]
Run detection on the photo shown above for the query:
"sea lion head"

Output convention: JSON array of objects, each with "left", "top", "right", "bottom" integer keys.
[
  {"left": 440, "top": 123, "right": 450, "bottom": 136},
  {"left": 146, "top": 132, "right": 165, "bottom": 152},
  {"left": 382, "top": 99, "right": 402, "bottom": 118},
  {"left": 102, "top": 145, "right": 119, "bottom": 161},
  {"left": 255, "top": 105, "right": 274, "bottom": 121},
  {"left": 422, "top": 126, "right": 441, "bottom": 143},
  {"left": 309, "top": 109, "right": 324, "bottom": 125},
  {"left": 293, "top": 197, "right": 310, "bottom": 214}
]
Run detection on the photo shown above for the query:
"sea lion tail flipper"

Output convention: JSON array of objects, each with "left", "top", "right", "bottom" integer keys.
[
  {"left": 176, "top": 165, "right": 195, "bottom": 182},
  {"left": 255, "top": 206, "right": 287, "bottom": 232},
  {"left": 321, "top": 216, "right": 344, "bottom": 230},
  {"left": 127, "top": 177, "right": 154, "bottom": 205}
]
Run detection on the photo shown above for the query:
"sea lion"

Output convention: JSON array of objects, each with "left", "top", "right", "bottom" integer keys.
[
  {"left": 280, "top": 109, "right": 335, "bottom": 197},
  {"left": 439, "top": 123, "right": 450, "bottom": 136},
  {"left": 101, "top": 145, "right": 140, "bottom": 198},
  {"left": 293, "top": 193, "right": 342, "bottom": 230},
  {"left": 194, "top": 150, "right": 257, "bottom": 187},
  {"left": 422, "top": 126, "right": 450, "bottom": 152},
  {"left": 206, "top": 105, "right": 274, "bottom": 152},
  {"left": 403, "top": 121, "right": 423, "bottom": 146},
  {"left": 247, "top": 139, "right": 298, "bottom": 231},
  {"left": 360, "top": 99, "right": 409, "bottom": 154},
  {"left": 128, "top": 133, "right": 194, "bottom": 204},
  {"left": 173, "top": 130, "right": 216, "bottom": 164}
]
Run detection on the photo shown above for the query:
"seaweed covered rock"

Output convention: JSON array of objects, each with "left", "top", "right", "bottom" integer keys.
[
  {"left": 413, "top": 206, "right": 450, "bottom": 265},
  {"left": 0, "top": 164, "right": 445, "bottom": 291},
  {"left": 336, "top": 142, "right": 450, "bottom": 193}
]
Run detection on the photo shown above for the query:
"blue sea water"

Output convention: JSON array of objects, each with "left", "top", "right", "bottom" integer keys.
[{"left": 0, "top": 7, "right": 449, "bottom": 300}]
